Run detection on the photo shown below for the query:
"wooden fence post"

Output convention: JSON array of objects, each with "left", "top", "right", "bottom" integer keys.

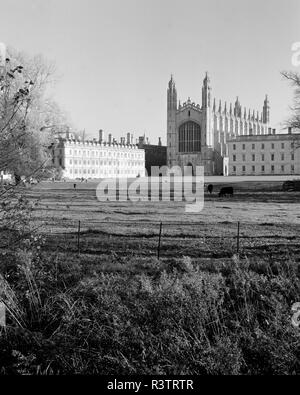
[
  {"left": 157, "top": 221, "right": 163, "bottom": 260},
  {"left": 237, "top": 221, "right": 240, "bottom": 254},
  {"left": 77, "top": 220, "right": 81, "bottom": 255}
]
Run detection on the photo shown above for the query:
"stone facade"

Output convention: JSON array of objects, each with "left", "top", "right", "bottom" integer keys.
[
  {"left": 138, "top": 136, "right": 167, "bottom": 176},
  {"left": 167, "top": 74, "right": 270, "bottom": 175},
  {"left": 227, "top": 132, "right": 300, "bottom": 176},
  {"left": 52, "top": 131, "right": 145, "bottom": 180}
]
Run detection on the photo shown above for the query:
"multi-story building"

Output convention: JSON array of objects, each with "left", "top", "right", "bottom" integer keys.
[
  {"left": 226, "top": 130, "right": 300, "bottom": 176},
  {"left": 138, "top": 135, "right": 167, "bottom": 176},
  {"left": 167, "top": 73, "right": 271, "bottom": 175},
  {"left": 52, "top": 130, "right": 145, "bottom": 179}
]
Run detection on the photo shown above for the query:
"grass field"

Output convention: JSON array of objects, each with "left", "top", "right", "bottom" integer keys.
[
  {"left": 1, "top": 178, "right": 300, "bottom": 374},
  {"left": 23, "top": 179, "right": 300, "bottom": 264}
]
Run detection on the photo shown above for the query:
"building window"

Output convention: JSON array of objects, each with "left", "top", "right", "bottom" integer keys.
[
  {"left": 233, "top": 166, "right": 236, "bottom": 173},
  {"left": 291, "top": 153, "right": 294, "bottom": 161},
  {"left": 252, "top": 144, "right": 255, "bottom": 150},
  {"left": 281, "top": 143, "right": 284, "bottom": 149},
  {"left": 281, "top": 165, "right": 284, "bottom": 172},
  {"left": 178, "top": 121, "right": 201, "bottom": 153},
  {"left": 261, "top": 154, "right": 265, "bottom": 161},
  {"left": 281, "top": 153, "right": 284, "bottom": 161},
  {"left": 271, "top": 154, "right": 274, "bottom": 161},
  {"left": 291, "top": 165, "right": 295, "bottom": 173},
  {"left": 233, "top": 155, "right": 236, "bottom": 162},
  {"left": 233, "top": 144, "right": 236, "bottom": 150},
  {"left": 271, "top": 165, "right": 274, "bottom": 173},
  {"left": 242, "top": 166, "right": 246, "bottom": 172},
  {"left": 242, "top": 154, "right": 246, "bottom": 161},
  {"left": 261, "top": 143, "right": 264, "bottom": 150},
  {"left": 242, "top": 144, "right": 245, "bottom": 150},
  {"left": 69, "top": 159, "right": 72, "bottom": 165},
  {"left": 252, "top": 154, "right": 255, "bottom": 161},
  {"left": 261, "top": 165, "right": 265, "bottom": 172},
  {"left": 271, "top": 143, "right": 275, "bottom": 149}
]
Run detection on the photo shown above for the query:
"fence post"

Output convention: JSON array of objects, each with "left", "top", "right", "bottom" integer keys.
[
  {"left": 77, "top": 220, "right": 81, "bottom": 255},
  {"left": 237, "top": 221, "right": 240, "bottom": 254},
  {"left": 157, "top": 221, "right": 163, "bottom": 260}
]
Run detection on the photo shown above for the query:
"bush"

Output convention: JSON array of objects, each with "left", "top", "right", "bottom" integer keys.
[{"left": 0, "top": 250, "right": 300, "bottom": 375}]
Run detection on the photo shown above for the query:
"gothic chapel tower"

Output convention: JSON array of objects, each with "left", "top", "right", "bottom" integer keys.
[
  {"left": 263, "top": 95, "right": 270, "bottom": 124},
  {"left": 202, "top": 72, "right": 213, "bottom": 148},
  {"left": 167, "top": 75, "right": 177, "bottom": 167}
]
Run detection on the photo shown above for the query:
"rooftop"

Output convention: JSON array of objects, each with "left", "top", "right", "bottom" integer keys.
[{"left": 227, "top": 133, "right": 300, "bottom": 143}]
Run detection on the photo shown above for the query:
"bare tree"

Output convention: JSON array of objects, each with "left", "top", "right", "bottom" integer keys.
[
  {"left": 0, "top": 47, "right": 69, "bottom": 243},
  {"left": 0, "top": 48, "right": 69, "bottom": 183},
  {"left": 281, "top": 71, "right": 300, "bottom": 150}
]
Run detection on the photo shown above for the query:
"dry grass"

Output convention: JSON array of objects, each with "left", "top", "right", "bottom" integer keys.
[{"left": 0, "top": 180, "right": 300, "bottom": 375}]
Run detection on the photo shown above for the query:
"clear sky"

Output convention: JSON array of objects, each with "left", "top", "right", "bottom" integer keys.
[{"left": 1, "top": 0, "right": 300, "bottom": 143}]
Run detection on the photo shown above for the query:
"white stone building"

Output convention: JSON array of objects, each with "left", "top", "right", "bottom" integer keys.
[
  {"left": 226, "top": 131, "right": 300, "bottom": 176},
  {"left": 52, "top": 130, "right": 145, "bottom": 180}
]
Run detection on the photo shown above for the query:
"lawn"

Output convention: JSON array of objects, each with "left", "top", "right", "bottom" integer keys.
[{"left": 0, "top": 179, "right": 300, "bottom": 375}]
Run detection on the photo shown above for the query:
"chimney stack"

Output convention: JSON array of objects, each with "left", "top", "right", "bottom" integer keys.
[
  {"left": 99, "top": 129, "right": 103, "bottom": 143},
  {"left": 272, "top": 129, "right": 276, "bottom": 135},
  {"left": 127, "top": 133, "right": 131, "bottom": 145},
  {"left": 288, "top": 127, "right": 292, "bottom": 134},
  {"left": 158, "top": 137, "right": 162, "bottom": 146},
  {"left": 138, "top": 136, "right": 144, "bottom": 147},
  {"left": 108, "top": 133, "right": 112, "bottom": 144}
]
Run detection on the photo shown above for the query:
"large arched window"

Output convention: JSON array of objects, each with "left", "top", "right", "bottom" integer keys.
[{"left": 178, "top": 121, "right": 201, "bottom": 153}]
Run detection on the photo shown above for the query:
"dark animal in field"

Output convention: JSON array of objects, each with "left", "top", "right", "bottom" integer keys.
[
  {"left": 282, "top": 180, "right": 300, "bottom": 192},
  {"left": 219, "top": 186, "right": 234, "bottom": 197},
  {"left": 207, "top": 184, "right": 213, "bottom": 194}
]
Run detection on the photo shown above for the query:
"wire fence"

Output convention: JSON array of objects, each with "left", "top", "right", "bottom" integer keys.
[{"left": 40, "top": 219, "right": 300, "bottom": 261}]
